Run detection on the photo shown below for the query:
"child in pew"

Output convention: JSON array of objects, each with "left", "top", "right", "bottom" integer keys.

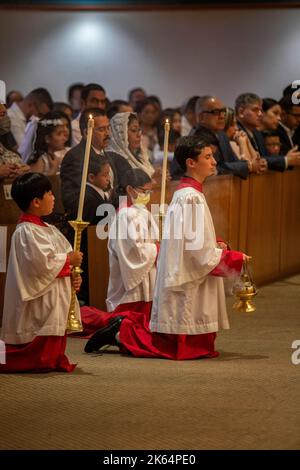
[
  {"left": 0, "top": 172, "right": 83, "bottom": 373},
  {"left": 28, "top": 112, "right": 70, "bottom": 176},
  {"left": 152, "top": 127, "right": 181, "bottom": 165},
  {"left": 262, "top": 130, "right": 282, "bottom": 156},
  {"left": 85, "top": 136, "right": 250, "bottom": 359},
  {"left": 77, "top": 168, "right": 159, "bottom": 339},
  {"left": 78, "top": 157, "right": 112, "bottom": 304}
]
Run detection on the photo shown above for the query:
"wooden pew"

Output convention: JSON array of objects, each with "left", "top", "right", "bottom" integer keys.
[
  {"left": 2, "top": 170, "right": 300, "bottom": 316},
  {"left": 86, "top": 169, "right": 300, "bottom": 309},
  {"left": 203, "top": 174, "right": 241, "bottom": 250},
  {"left": 0, "top": 224, "right": 16, "bottom": 323},
  {"left": 279, "top": 168, "right": 300, "bottom": 277},
  {"left": 238, "top": 172, "right": 283, "bottom": 285}
]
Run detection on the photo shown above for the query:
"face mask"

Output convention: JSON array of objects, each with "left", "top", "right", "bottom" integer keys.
[
  {"left": 133, "top": 191, "right": 151, "bottom": 206},
  {"left": 0, "top": 115, "right": 11, "bottom": 135}
]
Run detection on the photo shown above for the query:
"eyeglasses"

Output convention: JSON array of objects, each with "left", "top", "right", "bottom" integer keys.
[
  {"left": 202, "top": 108, "right": 226, "bottom": 116},
  {"left": 136, "top": 188, "right": 153, "bottom": 195},
  {"left": 89, "top": 98, "right": 107, "bottom": 106}
]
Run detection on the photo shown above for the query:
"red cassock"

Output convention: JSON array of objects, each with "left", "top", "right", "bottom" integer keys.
[
  {"left": 0, "top": 336, "right": 75, "bottom": 373},
  {"left": 0, "top": 213, "right": 76, "bottom": 373},
  {"left": 79, "top": 177, "right": 242, "bottom": 360}
]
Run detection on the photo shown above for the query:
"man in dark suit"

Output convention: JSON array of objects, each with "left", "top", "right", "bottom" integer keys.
[
  {"left": 236, "top": 93, "right": 300, "bottom": 171},
  {"left": 278, "top": 94, "right": 300, "bottom": 155},
  {"left": 191, "top": 96, "right": 267, "bottom": 179},
  {"left": 60, "top": 108, "right": 131, "bottom": 219}
]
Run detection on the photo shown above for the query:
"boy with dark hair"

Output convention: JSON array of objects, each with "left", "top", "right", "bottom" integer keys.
[
  {"left": 85, "top": 137, "right": 249, "bottom": 359},
  {"left": 0, "top": 172, "right": 83, "bottom": 373},
  {"left": 262, "top": 130, "right": 282, "bottom": 156},
  {"left": 83, "top": 157, "right": 111, "bottom": 223},
  {"left": 79, "top": 158, "right": 112, "bottom": 304}
]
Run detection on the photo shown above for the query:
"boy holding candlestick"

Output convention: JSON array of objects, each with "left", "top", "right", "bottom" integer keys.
[{"left": 0, "top": 172, "right": 83, "bottom": 373}]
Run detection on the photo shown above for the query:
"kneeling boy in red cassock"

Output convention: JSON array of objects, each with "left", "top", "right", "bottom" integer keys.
[
  {"left": 85, "top": 137, "right": 250, "bottom": 359},
  {"left": 0, "top": 172, "right": 83, "bottom": 372}
]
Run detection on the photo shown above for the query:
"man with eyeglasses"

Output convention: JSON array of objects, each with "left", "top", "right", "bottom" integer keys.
[
  {"left": 236, "top": 93, "right": 300, "bottom": 171},
  {"left": 190, "top": 96, "right": 265, "bottom": 179}
]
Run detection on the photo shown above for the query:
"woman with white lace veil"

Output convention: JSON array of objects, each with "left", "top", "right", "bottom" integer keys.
[{"left": 106, "top": 112, "right": 154, "bottom": 178}]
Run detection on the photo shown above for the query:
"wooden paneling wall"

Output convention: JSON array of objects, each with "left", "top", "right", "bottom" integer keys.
[{"left": 1, "top": 169, "right": 300, "bottom": 315}]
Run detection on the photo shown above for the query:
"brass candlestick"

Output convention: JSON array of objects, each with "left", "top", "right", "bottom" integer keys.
[
  {"left": 232, "top": 261, "right": 258, "bottom": 313},
  {"left": 159, "top": 211, "right": 165, "bottom": 242},
  {"left": 159, "top": 119, "right": 170, "bottom": 241},
  {"left": 66, "top": 114, "right": 94, "bottom": 332},
  {"left": 66, "top": 219, "right": 89, "bottom": 332}
]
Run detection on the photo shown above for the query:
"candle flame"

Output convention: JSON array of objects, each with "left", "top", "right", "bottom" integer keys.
[
  {"left": 89, "top": 114, "right": 93, "bottom": 119},
  {"left": 166, "top": 119, "right": 169, "bottom": 124}
]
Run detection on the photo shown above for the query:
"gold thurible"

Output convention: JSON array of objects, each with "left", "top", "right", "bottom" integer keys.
[
  {"left": 66, "top": 220, "right": 89, "bottom": 332},
  {"left": 232, "top": 261, "right": 258, "bottom": 313}
]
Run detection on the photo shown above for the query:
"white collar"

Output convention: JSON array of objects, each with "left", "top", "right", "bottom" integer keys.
[
  {"left": 86, "top": 182, "right": 109, "bottom": 199},
  {"left": 11, "top": 102, "right": 26, "bottom": 122},
  {"left": 92, "top": 146, "right": 104, "bottom": 155},
  {"left": 280, "top": 121, "right": 295, "bottom": 138}
]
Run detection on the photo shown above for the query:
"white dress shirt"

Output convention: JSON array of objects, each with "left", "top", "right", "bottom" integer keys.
[
  {"left": 71, "top": 114, "right": 81, "bottom": 147},
  {"left": 7, "top": 102, "right": 27, "bottom": 147}
]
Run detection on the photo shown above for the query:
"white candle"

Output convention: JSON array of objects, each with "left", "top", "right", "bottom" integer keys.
[
  {"left": 77, "top": 114, "right": 94, "bottom": 221},
  {"left": 160, "top": 118, "right": 170, "bottom": 211}
]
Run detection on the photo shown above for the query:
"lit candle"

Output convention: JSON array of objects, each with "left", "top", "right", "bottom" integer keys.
[
  {"left": 160, "top": 118, "right": 170, "bottom": 211},
  {"left": 77, "top": 114, "right": 94, "bottom": 221}
]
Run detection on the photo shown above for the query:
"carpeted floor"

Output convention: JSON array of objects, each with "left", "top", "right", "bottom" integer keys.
[{"left": 1, "top": 275, "right": 300, "bottom": 450}]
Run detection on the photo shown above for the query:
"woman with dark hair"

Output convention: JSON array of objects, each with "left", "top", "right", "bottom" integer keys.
[
  {"left": 106, "top": 111, "right": 154, "bottom": 177},
  {"left": 160, "top": 107, "right": 182, "bottom": 134},
  {"left": 259, "top": 99, "right": 300, "bottom": 164},
  {"left": 136, "top": 98, "right": 160, "bottom": 159},
  {"left": 28, "top": 111, "right": 70, "bottom": 175},
  {"left": 53, "top": 102, "right": 73, "bottom": 121},
  {"left": 224, "top": 107, "right": 258, "bottom": 162},
  {"left": 259, "top": 98, "right": 282, "bottom": 131}
]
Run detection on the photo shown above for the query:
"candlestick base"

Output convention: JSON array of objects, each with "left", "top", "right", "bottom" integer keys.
[{"left": 66, "top": 219, "right": 90, "bottom": 332}]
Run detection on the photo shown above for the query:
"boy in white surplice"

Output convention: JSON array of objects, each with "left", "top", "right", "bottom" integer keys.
[
  {"left": 0, "top": 172, "right": 83, "bottom": 372},
  {"left": 106, "top": 169, "right": 158, "bottom": 312},
  {"left": 84, "top": 137, "right": 250, "bottom": 359}
]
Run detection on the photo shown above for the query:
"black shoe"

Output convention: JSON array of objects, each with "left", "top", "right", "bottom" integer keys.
[{"left": 84, "top": 316, "right": 124, "bottom": 353}]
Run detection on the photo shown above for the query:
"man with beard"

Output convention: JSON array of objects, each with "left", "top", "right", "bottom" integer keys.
[{"left": 61, "top": 108, "right": 130, "bottom": 220}]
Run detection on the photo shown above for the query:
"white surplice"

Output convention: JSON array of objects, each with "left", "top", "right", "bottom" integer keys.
[
  {"left": 1, "top": 222, "right": 81, "bottom": 344},
  {"left": 106, "top": 204, "right": 159, "bottom": 312},
  {"left": 150, "top": 187, "right": 229, "bottom": 335}
]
